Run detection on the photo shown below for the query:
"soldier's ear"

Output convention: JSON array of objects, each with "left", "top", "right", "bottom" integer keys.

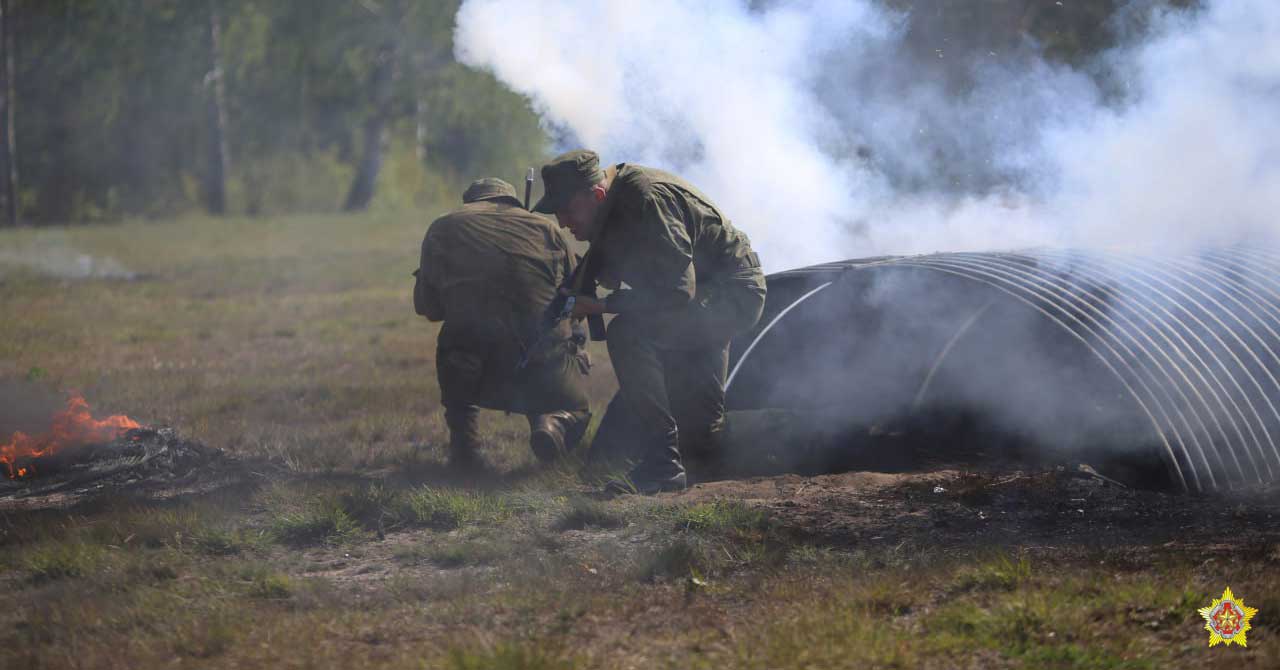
[{"left": 590, "top": 183, "right": 608, "bottom": 202}]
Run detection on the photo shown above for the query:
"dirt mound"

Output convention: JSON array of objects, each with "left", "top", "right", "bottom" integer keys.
[{"left": 678, "top": 466, "right": 1280, "bottom": 556}]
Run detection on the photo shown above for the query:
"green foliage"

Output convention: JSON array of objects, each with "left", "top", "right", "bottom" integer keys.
[
  {"left": 235, "top": 150, "right": 354, "bottom": 216},
  {"left": 10, "top": 0, "right": 545, "bottom": 222},
  {"left": 420, "top": 63, "right": 548, "bottom": 184},
  {"left": 7, "top": 0, "right": 1203, "bottom": 223}
]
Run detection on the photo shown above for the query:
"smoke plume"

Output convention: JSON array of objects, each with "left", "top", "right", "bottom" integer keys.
[
  {"left": 455, "top": 0, "right": 1280, "bottom": 271},
  {"left": 0, "top": 382, "right": 67, "bottom": 440},
  {"left": 0, "top": 231, "right": 136, "bottom": 280}
]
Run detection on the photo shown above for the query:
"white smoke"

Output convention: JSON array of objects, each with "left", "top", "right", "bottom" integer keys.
[
  {"left": 455, "top": 0, "right": 1280, "bottom": 271},
  {"left": 0, "top": 231, "right": 136, "bottom": 280}
]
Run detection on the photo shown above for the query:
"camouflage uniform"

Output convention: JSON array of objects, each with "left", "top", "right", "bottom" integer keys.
[
  {"left": 416, "top": 178, "right": 591, "bottom": 465},
  {"left": 535, "top": 153, "right": 766, "bottom": 488}
]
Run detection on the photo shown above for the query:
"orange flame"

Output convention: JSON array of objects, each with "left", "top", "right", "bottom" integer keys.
[{"left": 1, "top": 395, "right": 140, "bottom": 479}]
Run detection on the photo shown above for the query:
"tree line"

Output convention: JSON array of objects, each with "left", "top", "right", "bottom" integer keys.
[
  {"left": 0, "top": 0, "right": 1197, "bottom": 226},
  {"left": 0, "top": 0, "right": 546, "bottom": 225}
]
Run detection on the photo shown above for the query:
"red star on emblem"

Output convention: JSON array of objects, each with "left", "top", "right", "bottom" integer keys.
[{"left": 1213, "top": 602, "right": 1242, "bottom": 636}]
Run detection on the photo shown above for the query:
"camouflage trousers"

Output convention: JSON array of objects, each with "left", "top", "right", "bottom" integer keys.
[
  {"left": 436, "top": 321, "right": 591, "bottom": 454},
  {"left": 594, "top": 268, "right": 766, "bottom": 470}
]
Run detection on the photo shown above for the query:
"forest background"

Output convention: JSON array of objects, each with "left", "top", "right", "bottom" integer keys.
[{"left": 0, "top": 0, "right": 1195, "bottom": 227}]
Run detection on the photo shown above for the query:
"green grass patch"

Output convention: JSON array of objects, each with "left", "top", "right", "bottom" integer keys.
[
  {"left": 20, "top": 540, "right": 109, "bottom": 583},
  {"left": 629, "top": 501, "right": 790, "bottom": 580},
  {"left": 672, "top": 500, "right": 770, "bottom": 537},
  {"left": 233, "top": 562, "right": 296, "bottom": 600},
  {"left": 248, "top": 572, "right": 295, "bottom": 600},
  {"left": 426, "top": 538, "right": 509, "bottom": 568},
  {"left": 640, "top": 539, "right": 707, "bottom": 582},
  {"left": 171, "top": 611, "right": 242, "bottom": 659},
  {"left": 336, "top": 483, "right": 416, "bottom": 530},
  {"left": 713, "top": 578, "right": 919, "bottom": 668},
  {"left": 407, "top": 487, "right": 512, "bottom": 529},
  {"left": 553, "top": 496, "right": 627, "bottom": 531},
  {"left": 950, "top": 553, "right": 1033, "bottom": 592},
  {"left": 270, "top": 502, "right": 364, "bottom": 546},
  {"left": 189, "top": 526, "right": 263, "bottom": 556},
  {"left": 446, "top": 641, "right": 580, "bottom": 670}
]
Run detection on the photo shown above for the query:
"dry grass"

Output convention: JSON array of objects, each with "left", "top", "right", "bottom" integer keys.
[
  {"left": 2, "top": 214, "right": 1278, "bottom": 669},
  {"left": 0, "top": 211, "right": 616, "bottom": 474}
]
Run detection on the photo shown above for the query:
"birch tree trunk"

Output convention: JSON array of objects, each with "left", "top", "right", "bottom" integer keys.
[
  {"left": 205, "top": 0, "right": 231, "bottom": 215},
  {"left": 342, "top": 40, "right": 397, "bottom": 212}
]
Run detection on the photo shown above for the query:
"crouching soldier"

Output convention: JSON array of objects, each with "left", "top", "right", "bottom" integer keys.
[
  {"left": 415, "top": 178, "right": 592, "bottom": 468},
  {"left": 534, "top": 151, "right": 766, "bottom": 493}
]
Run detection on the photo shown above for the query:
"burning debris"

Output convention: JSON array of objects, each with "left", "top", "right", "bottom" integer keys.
[
  {"left": 0, "top": 396, "right": 243, "bottom": 508},
  {"left": 1, "top": 395, "right": 140, "bottom": 480}
]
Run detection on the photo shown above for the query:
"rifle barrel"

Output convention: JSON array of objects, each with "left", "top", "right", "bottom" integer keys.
[{"left": 524, "top": 167, "right": 535, "bottom": 210}]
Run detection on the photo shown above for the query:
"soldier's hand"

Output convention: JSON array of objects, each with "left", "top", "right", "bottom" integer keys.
[{"left": 570, "top": 295, "right": 606, "bottom": 318}]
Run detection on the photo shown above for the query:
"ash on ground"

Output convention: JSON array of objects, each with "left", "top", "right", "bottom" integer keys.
[{"left": 0, "top": 427, "right": 248, "bottom": 509}]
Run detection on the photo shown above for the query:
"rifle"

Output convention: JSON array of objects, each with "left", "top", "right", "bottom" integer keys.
[{"left": 524, "top": 167, "right": 534, "bottom": 210}]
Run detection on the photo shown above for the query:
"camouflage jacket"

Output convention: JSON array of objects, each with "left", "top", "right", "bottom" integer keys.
[
  {"left": 418, "top": 200, "right": 576, "bottom": 344},
  {"left": 594, "top": 164, "right": 760, "bottom": 314}
]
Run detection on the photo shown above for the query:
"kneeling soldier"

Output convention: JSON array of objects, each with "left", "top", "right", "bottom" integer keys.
[{"left": 415, "top": 178, "right": 592, "bottom": 468}]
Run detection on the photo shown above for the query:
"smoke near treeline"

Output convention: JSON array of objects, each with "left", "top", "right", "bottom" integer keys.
[
  {"left": 4, "top": 0, "right": 1275, "bottom": 261},
  {"left": 456, "top": 0, "right": 1280, "bottom": 269}
]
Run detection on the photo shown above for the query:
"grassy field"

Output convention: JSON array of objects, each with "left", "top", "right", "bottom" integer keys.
[
  {"left": 1, "top": 214, "right": 1278, "bottom": 669},
  {"left": 0, "top": 212, "right": 618, "bottom": 473}
]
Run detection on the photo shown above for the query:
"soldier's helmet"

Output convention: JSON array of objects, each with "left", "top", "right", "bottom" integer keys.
[{"left": 462, "top": 177, "right": 521, "bottom": 205}]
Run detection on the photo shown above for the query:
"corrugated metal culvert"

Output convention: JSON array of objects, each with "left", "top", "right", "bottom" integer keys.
[{"left": 726, "top": 248, "right": 1280, "bottom": 493}]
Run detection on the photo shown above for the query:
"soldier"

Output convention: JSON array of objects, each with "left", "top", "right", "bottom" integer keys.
[
  {"left": 533, "top": 151, "right": 766, "bottom": 493},
  {"left": 415, "top": 177, "right": 591, "bottom": 469}
]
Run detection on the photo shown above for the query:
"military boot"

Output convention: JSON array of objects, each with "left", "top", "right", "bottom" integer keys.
[
  {"left": 445, "top": 405, "right": 483, "bottom": 470},
  {"left": 605, "top": 427, "right": 687, "bottom": 495},
  {"left": 528, "top": 410, "right": 590, "bottom": 463},
  {"left": 679, "top": 423, "right": 726, "bottom": 478}
]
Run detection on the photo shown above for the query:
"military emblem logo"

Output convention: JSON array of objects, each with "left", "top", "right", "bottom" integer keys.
[{"left": 1198, "top": 586, "right": 1258, "bottom": 647}]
